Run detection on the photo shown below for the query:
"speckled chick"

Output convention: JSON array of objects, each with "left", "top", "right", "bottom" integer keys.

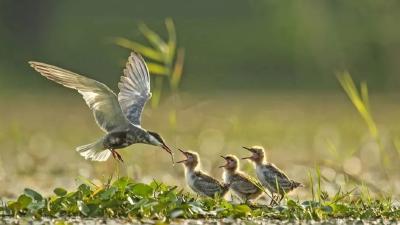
[
  {"left": 220, "top": 155, "right": 263, "bottom": 202},
  {"left": 177, "top": 149, "right": 229, "bottom": 198},
  {"left": 242, "top": 146, "right": 303, "bottom": 203}
]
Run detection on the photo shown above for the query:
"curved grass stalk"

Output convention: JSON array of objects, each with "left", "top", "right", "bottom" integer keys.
[
  {"left": 114, "top": 18, "right": 185, "bottom": 108},
  {"left": 337, "top": 71, "right": 392, "bottom": 176}
]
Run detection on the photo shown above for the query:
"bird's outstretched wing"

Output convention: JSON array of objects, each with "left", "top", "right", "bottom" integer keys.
[
  {"left": 118, "top": 52, "right": 152, "bottom": 126},
  {"left": 29, "top": 61, "right": 128, "bottom": 132}
]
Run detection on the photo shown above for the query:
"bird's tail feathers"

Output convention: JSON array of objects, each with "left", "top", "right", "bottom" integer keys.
[{"left": 76, "top": 140, "right": 110, "bottom": 161}]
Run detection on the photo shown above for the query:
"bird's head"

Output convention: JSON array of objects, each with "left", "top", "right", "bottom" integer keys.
[
  {"left": 147, "top": 131, "right": 174, "bottom": 162},
  {"left": 219, "top": 155, "right": 239, "bottom": 171},
  {"left": 241, "top": 146, "right": 265, "bottom": 163},
  {"left": 176, "top": 149, "right": 199, "bottom": 169}
]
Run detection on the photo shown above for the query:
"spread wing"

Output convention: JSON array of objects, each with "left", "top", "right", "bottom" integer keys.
[
  {"left": 29, "top": 61, "right": 128, "bottom": 132},
  {"left": 118, "top": 52, "right": 152, "bottom": 126},
  {"left": 193, "top": 172, "right": 225, "bottom": 197}
]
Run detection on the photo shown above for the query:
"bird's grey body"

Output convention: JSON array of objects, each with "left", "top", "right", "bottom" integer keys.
[
  {"left": 221, "top": 155, "right": 262, "bottom": 202},
  {"left": 178, "top": 150, "right": 228, "bottom": 198},
  {"left": 186, "top": 170, "right": 228, "bottom": 198},
  {"left": 29, "top": 52, "right": 172, "bottom": 162},
  {"left": 223, "top": 171, "right": 263, "bottom": 202},
  {"left": 242, "top": 146, "right": 303, "bottom": 203},
  {"left": 103, "top": 126, "right": 147, "bottom": 149},
  {"left": 255, "top": 163, "right": 302, "bottom": 195}
]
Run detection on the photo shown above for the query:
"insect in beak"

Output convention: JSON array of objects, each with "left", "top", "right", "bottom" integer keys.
[{"left": 162, "top": 144, "right": 174, "bottom": 164}]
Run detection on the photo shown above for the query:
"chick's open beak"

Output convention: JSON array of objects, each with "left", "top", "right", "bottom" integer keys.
[
  {"left": 242, "top": 146, "right": 255, "bottom": 160},
  {"left": 219, "top": 155, "right": 228, "bottom": 168},
  {"left": 242, "top": 146, "right": 255, "bottom": 152},
  {"left": 176, "top": 149, "right": 188, "bottom": 163}
]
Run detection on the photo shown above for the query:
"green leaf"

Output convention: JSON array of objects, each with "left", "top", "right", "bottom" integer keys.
[
  {"left": 114, "top": 37, "right": 164, "bottom": 62},
  {"left": 321, "top": 205, "right": 333, "bottom": 213},
  {"left": 77, "top": 200, "right": 90, "bottom": 216},
  {"left": 112, "top": 177, "right": 133, "bottom": 191},
  {"left": 7, "top": 201, "right": 20, "bottom": 212},
  {"left": 17, "top": 194, "right": 32, "bottom": 209},
  {"left": 147, "top": 63, "right": 169, "bottom": 76},
  {"left": 170, "top": 209, "right": 184, "bottom": 218},
  {"left": 234, "top": 204, "right": 251, "bottom": 214},
  {"left": 100, "top": 187, "right": 117, "bottom": 201},
  {"left": 138, "top": 23, "right": 168, "bottom": 54},
  {"left": 130, "top": 183, "right": 153, "bottom": 198},
  {"left": 170, "top": 48, "right": 185, "bottom": 90},
  {"left": 54, "top": 188, "right": 67, "bottom": 197},
  {"left": 78, "top": 184, "right": 91, "bottom": 196},
  {"left": 24, "top": 188, "right": 43, "bottom": 201},
  {"left": 165, "top": 18, "right": 177, "bottom": 62},
  {"left": 27, "top": 201, "right": 45, "bottom": 212}
]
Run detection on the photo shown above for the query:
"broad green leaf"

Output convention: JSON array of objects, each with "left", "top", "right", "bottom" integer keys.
[
  {"left": 24, "top": 188, "right": 43, "bottom": 201},
  {"left": 78, "top": 184, "right": 91, "bottom": 196},
  {"left": 7, "top": 201, "right": 20, "bottom": 212},
  {"left": 100, "top": 187, "right": 117, "bottom": 200},
  {"left": 27, "top": 200, "right": 45, "bottom": 212},
  {"left": 112, "top": 177, "right": 133, "bottom": 189},
  {"left": 17, "top": 194, "right": 32, "bottom": 208},
  {"left": 54, "top": 188, "right": 67, "bottom": 197},
  {"left": 130, "top": 183, "right": 153, "bottom": 198},
  {"left": 234, "top": 204, "right": 251, "bottom": 214},
  {"left": 77, "top": 200, "right": 90, "bottom": 216}
]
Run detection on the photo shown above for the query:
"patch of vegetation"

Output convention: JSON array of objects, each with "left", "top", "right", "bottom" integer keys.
[
  {"left": 0, "top": 177, "right": 398, "bottom": 222},
  {"left": 114, "top": 18, "right": 185, "bottom": 108}
]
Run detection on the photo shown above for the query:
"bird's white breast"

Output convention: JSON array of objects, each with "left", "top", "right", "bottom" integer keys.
[
  {"left": 222, "top": 171, "right": 231, "bottom": 184},
  {"left": 256, "top": 165, "right": 268, "bottom": 186},
  {"left": 185, "top": 169, "right": 198, "bottom": 190}
]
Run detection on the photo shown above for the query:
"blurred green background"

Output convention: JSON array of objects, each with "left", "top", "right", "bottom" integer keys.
[
  {"left": 1, "top": 0, "right": 400, "bottom": 199},
  {"left": 1, "top": 0, "right": 400, "bottom": 93}
]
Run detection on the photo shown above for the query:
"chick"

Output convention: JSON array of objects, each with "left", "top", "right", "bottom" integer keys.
[
  {"left": 220, "top": 155, "right": 263, "bottom": 203},
  {"left": 242, "top": 146, "right": 303, "bottom": 204},
  {"left": 177, "top": 149, "right": 228, "bottom": 198}
]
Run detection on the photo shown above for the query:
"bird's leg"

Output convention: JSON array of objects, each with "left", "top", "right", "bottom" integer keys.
[
  {"left": 115, "top": 151, "right": 124, "bottom": 163},
  {"left": 277, "top": 194, "right": 284, "bottom": 203},
  {"left": 269, "top": 194, "right": 276, "bottom": 206},
  {"left": 111, "top": 149, "right": 117, "bottom": 160},
  {"left": 110, "top": 149, "right": 124, "bottom": 163}
]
